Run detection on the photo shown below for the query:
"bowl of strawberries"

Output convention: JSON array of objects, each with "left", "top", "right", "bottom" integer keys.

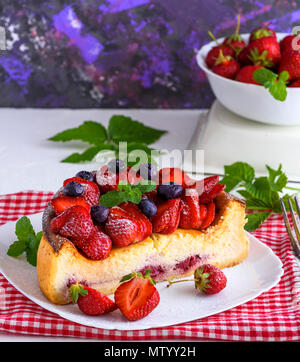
[{"left": 197, "top": 22, "right": 300, "bottom": 126}]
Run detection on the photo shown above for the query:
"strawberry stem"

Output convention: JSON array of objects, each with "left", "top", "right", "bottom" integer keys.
[
  {"left": 208, "top": 31, "right": 219, "bottom": 45},
  {"left": 235, "top": 14, "right": 241, "bottom": 36},
  {"left": 167, "top": 279, "right": 194, "bottom": 287}
]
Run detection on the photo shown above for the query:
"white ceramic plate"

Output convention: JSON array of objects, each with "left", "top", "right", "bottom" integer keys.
[{"left": 0, "top": 213, "right": 283, "bottom": 331}]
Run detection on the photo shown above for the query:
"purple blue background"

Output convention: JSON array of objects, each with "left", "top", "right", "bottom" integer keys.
[{"left": 0, "top": 0, "right": 300, "bottom": 108}]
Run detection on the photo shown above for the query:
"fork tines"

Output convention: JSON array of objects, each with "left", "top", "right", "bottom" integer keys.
[{"left": 280, "top": 197, "right": 300, "bottom": 259}]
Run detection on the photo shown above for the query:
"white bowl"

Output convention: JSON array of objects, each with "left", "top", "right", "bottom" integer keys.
[{"left": 197, "top": 33, "right": 300, "bottom": 126}]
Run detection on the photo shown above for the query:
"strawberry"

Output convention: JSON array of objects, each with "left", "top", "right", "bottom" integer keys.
[
  {"left": 120, "top": 202, "right": 152, "bottom": 240},
  {"left": 239, "top": 37, "right": 281, "bottom": 68},
  {"left": 206, "top": 45, "right": 235, "bottom": 69},
  {"left": 63, "top": 177, "right": 100, "bottom": 206},
  {"left": 211, "top": 50, "right": 240, "bottom": 79},
  {"left": 249, "top": 26, "right": 276, "bottom": 42},
  {"left": 200, "top": 201, "right": 216, "bottom": 229},
  {"left": 50, "top": 196, "right": 90, "bottom": 215},
  {"left": 127, "top": 166, "right": 143, "bottom": 184},
  {"left": 280, "top": 34, "right": 299, "bottom": 53},
  {"left": 199, "top": 183, "right": 225, "bottom": 204},
  {"left": 158, "top": 168, "right": 195, "bottom": 188},
  {"left": 95, "top": 165, "right": 128, "bottom": 194},
  {"left": 152, "top": 198, "right": 182, "bottom": 234},
  {"left": 167, "top": 264, "right": 227, "bottom": 295},
  {"left": 289, "top": 78, "right": 300, "bottom": 87},
  {"left": 78, "top": 228, "right": 112, "bottom": 260},
  {"left": 223, "top": 14, "right": 245, "bottom": 55},
  {"left": 279, "top": 49, "right": 300, "bottom": 81},
  {"left": 69, "top": 283, "right": 117, "bottom": 316},
  {"left": 50, "top": 205, "right": 94, "bottom": 241},
  {"left": 236, "top": 65, "right": 264, "bottom": 85},
  {"left": 105, "top": 206, "right": 151, "bottom": 247},
  {"left": 114, "top": 270, "right": 160, "bottom": 321},
  {"left": 191, "top": 175, "right": 219, "bottom": 198},
  {"left": 179, "top": 189, "right": 202, "bottom": 229}
]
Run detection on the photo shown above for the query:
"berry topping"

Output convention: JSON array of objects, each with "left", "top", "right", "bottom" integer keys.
[
  {"left": 69, "top": 283, "right": 117, "bottom": 315},
  {"left": 137, "top": 163, "right": 157, "bottom": 180},
  {"left": 199, "top": 183, "right": 225, "bottom": 204},
  {"left": 90, "top": 205, "right": 109, "bottom": 224},
  {"left": 200, "top": 201, "right": 216, "bottom": 230},
  {"left": 107, "top": 158, "right": 126, "bottom": 174},
  {"left": 50, "top": 205, "right": 94, "bottom": 241},
  {"left": 96, "top": 165, "right": 126, "bottom": 194},
  {"left": 138, "top": 198, "right": 157, "bottom": 218},
  {"left": 78, "top": 227, "right": 112, "bottom": 260},
  {"left": 114, "top": 270, "right": 160, "bottom": 321},
  {"left": 179, "top": 189, "right": 203, "bottom": 229},
  {"left": 50, "top": 196, "right": 90, "bottom": 215},
  {"left": 75, "top": 170, "right": 94, "bottom": 181},
  {"left": 63, "top": 177, "right": 100, "bottom": 206},
  {"left": 158, "top": 167, "right": 195, "bottom": 188},
  {"left": 63, "top": 181, "right": 84, "bottom": 197},
  {"left": 157, "top": 182, "right": 183, "bottom": 200},
  {"left": 152, "top": 198, "right": 182, "bottom": 234}
]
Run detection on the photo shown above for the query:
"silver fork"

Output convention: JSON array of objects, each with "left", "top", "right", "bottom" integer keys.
[{"left": 280, "top": 196, "right": 300, "bottom": 259}]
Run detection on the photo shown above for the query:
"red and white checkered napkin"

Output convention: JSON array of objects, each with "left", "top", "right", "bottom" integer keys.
[{"left": 0, "top": 191, "right": 299, "bottom": 341}]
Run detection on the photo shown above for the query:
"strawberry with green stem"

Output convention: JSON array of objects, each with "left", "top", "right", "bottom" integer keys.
[
  {"left": 211, "top": 49, "right": 240, "bottom": 79},
  {"left": 223, "top": 14, "right": 246, "bottom": 55},
  {"left": 205, "top": 31, "right": 235, "bottom": 69},
  {"left": 249, "top": 26, "right": 276, "bottom": 42},
  {"left": 167, "top": 264, "right": 227, "bottom": 295}
]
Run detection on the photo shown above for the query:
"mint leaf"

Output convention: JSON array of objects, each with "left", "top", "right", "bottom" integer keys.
[
  {"left": 7, "top": 216, "right": 42, "bottom": 267},
  {"left": 100, "top": 190, "right": 132, "bottom": 208},
  {"left": 108, "top": 115, "right": 167, "bottom": 144},
  {"left": 132, "top": 181, "right": 156, "bottom": 194},
  {"left": 219, "top": 175, "right": 241, "bottom": 192},
  {"left": 61, "top": 145, "right": 115, "bottom": 163},
  {"left": 266, "top": 164, "right": 288, "bottom": 192},
  {"left": 245, "top": 212, "right": 272, "bottom": 231},
  {"left": 7, "top": 240, "right": 26, "bottom": 257},
  {"left": 253, "top": 68, "right": 288, "bottom": 102},
  {"left": 224, "top": 162, "right": 255, "bottom": 183},
  {"left": 49, "top": 121, "right": 108, "bottom": 146},
  {"left": 245, "top": 177, "right": 272, "bottom": 204}
]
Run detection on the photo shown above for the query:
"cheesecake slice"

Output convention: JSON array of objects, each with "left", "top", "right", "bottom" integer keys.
[{"left": 37, "top": 192, "right": 249, "bottom": 305}]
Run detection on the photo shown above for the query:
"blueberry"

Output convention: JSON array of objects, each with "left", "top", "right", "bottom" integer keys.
[
  {"left": 91, "top": 205, "right": 109, "bottom": 224},
  {"left": 75, "top": 170, "right": 94, "bottom": 181},
  {"left": 63, "top": 181, "right": 84, "bottom": 197},
  {"left": 107, "top": 159, "right": 126, "bottom": 174},
  {"left": 157, "top": 182, "right": 183, "bottom": 200},
  {"left": 137, "top": 163, "right": 157, "bottom": 180},
  {"left": 138, "top": 199, "right": 157, "bottom": 218}
]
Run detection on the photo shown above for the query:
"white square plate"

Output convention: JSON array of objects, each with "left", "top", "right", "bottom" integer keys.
[{"left": 0, "top": 213, "right": 283, "bottom": 331}]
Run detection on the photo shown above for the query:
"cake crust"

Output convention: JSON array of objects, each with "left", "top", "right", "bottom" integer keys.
[{"left": 37, "top": 192, "right": 249, "bottom": 304}]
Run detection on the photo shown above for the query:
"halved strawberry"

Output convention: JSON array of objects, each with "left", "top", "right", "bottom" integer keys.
[
  {"left": 63, "top": 177, "right": 100, "bottom": 206},
  {"left": 105, "top": 207, "right": 143, "bottom": 247},
  {"left": 158, "top": 168, "right": 195, "bottom": 188},
  {"left": 191, "top": 175, "right": 219, "bottom": 197},
  {"left": 50, "top": 205, "right": 94, "bottom": 241},
  {"left": 50, "top": 196, "right": 90, "bottom": 215},
  {"left": 95, "top": 165, "right": 127, "bottom": 194},
  {"left": 199, "top": 183, "right": 225, "bottom": 204},
  {"left": 114, "top": 272, "right": 160, "bottom": 321},
  {"left": 152, "top": 198, "right": 182, "bottom": 234},
  {"left": 69, "top": 283, "right": 117, "bottom": 316},
  {"left": 200, "top": 201, "right": 216, "bottom": 230},
  {"left": 179, "top": 189, "right": 202, "bottom": 229},
  {"left": 78, "top": 228, "right": 112, "bottom": 260},
  {"left": 127, "top": 166, "right": 143, "bottom": 184}
]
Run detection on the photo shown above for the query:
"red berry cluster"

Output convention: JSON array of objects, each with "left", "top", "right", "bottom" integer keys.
[{"left": 206, "top": 21, "right": 300, "bottom": 87}]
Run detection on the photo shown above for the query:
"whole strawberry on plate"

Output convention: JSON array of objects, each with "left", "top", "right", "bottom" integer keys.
[{"left": 114, "top": 270, "right": 160, "bottom": 321}]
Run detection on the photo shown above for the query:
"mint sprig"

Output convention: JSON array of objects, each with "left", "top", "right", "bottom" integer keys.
[
  {"left": 7, "top": 216, "right": 42, "bottom": 266},
  {"left": 219, "top": 162, "right": 300, "bottom": 231},
  {"left": 99, "top": 180, "right": 156, "bottom": 208},
  {"left": 253, "top": 68, "right": 289, "bottom": 101},
  {"left": 49, "top": 115, "right": 167, "bottom": 165}
]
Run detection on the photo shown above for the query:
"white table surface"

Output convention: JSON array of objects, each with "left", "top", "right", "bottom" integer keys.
[{"left": 0, "top": 108, "right": 298, "bottom": 342}]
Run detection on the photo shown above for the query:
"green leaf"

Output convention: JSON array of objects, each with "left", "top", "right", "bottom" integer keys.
[
  {"left": 269, "top": 80, "right": 287, "bottom": 102},
  {"left": 245, "top": 177, "right": 272, "bottom": 204},
  {"left": 253, "top": 68, "right": 288, "bottom": 102},
  {"left": 108, "top": 115, "right": 167, "bottom": 145},
  {"left": 69, "top": 283, "right": 88, "bottom": 303},
  {"left": 266, "top": 164, "right": 288, "bottom": 192},
  {"left": 132, "top": 181, "right": 156, "bottom": 194},
  {"left": 244, "top": 212, "right": 272, "bottom": 232},
  {"left": 61, "top": 145, "right": 115, "bottom": 163},
  {"left": 245, "top": 198, "right": 271, "bottom": 210},
  {"left": 219, "top": 175, "right": 242, "bottom": 193},
  {"left": 278, "top": 71, "right": 290, "bottom": 83},
  {"left": 224, "top": 162, "right": 255, "bottom": 183},
  {"left": 253, "top": 68, "right": 277, "bottom": 85},
  {"left": 99, "top": 190, "right": 132, "bottom": 208},
  {"left": 15, "top": 216, "right": 35, "bottom": 242},
  {"left": 49, "top": 121, "right": 108, "bottom": 146},
  {"left": 7, "top": 240, "right": 26, "bottom": 257},
  {"left": 26, "top": 246, "right": 39, "bottom": 267}
]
